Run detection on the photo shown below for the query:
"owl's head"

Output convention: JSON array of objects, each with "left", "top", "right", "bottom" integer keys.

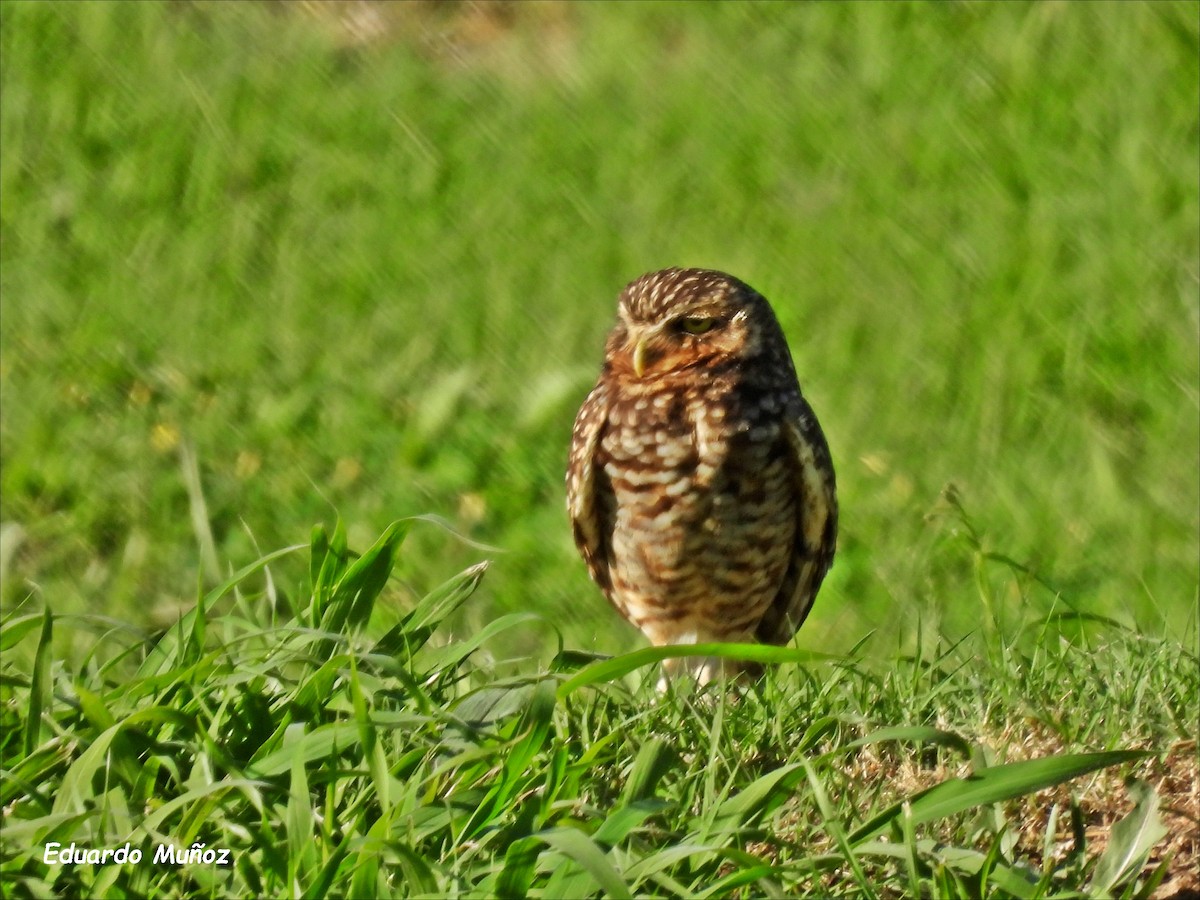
[{"left": 606, "top": 268, "right": 783, "bottom": 379}]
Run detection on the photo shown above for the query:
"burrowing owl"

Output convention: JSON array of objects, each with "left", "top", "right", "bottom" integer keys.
[{"left": 566, "top": 268, "right": 837, "bottom": 684}]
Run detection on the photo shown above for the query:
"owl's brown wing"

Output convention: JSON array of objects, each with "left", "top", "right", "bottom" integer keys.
[
  {"left": 756, "top": 402, "right": 837, "bottom": 644},
  {"left": 566, "top": 380, "right": 615, "bottom": 596}
]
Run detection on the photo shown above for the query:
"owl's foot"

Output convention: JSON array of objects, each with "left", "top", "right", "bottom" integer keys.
[{"left": 656, "top": 653, "right": 756, "bottom": 692}]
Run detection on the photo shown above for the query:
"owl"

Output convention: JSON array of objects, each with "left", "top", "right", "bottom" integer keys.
[{"left": 566, "top": 268, "right": 837, "bottom": 685}]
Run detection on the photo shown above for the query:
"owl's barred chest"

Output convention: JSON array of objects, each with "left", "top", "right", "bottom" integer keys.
[
  {"left": 591, "top": 374, "right": 799, "bottom": 640},
  {"left": 595, "top": 377, "right": 795, "bottom": 536}
]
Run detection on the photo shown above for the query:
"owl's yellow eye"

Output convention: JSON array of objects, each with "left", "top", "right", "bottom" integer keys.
[{"left": 679, "top": 316, "right": 718, "bottom": 335}]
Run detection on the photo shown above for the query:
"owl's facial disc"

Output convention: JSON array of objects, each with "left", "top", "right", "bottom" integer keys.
[
  {"left": 619, "top": 306, "right": 742, "bottom": 379},
  {"left": 627, "top": 320, "right": 714, "bottom": 377},
  {"left": 624, "top": 322, "right": 667, "bottom": 378},
  {"left": 613, "top": 271, "right": 759, "bottom": 379}
]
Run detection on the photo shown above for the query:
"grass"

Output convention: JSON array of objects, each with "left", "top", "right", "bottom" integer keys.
[
  {"left": 1, "top": 1, "right": 1196, "bottom": 652},
  {"left": 2, "top": 521, "right": 1196, "bottom": 897},
  {"left": 0, "top": 1, "right": 1197, "bottom": 897}
]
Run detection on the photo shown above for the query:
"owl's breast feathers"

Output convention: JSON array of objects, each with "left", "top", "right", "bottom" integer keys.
[{"left": 567, "top": 357, "right": 835, "bottom": 645}]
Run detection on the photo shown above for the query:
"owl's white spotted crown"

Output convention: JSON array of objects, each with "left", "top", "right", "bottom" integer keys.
[{"left": 619, "top": 267, "right": 751, "bottom": 323}]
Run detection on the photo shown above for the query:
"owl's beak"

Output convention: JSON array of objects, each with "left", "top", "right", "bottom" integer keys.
[{"left": 632, "top": 337, "right": 648, "bottom": 378}]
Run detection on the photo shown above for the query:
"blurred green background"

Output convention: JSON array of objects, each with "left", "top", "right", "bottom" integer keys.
[{"left": 1, "top": 1, "right": 1196, "bottom": 660}]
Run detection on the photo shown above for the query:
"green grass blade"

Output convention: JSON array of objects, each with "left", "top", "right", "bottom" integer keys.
[
  {"left": 530, "top": 827, "right": 633, "bottom": 900},
  {"left": 348, "top": 844, "right": 382, "bottom": 900},
  {"left": 900, "top": 801, "right": 921, "bottom": 897},
  {"left": 321, "top": 519, "right": 410, "bottom": 634},
  {"left": 623, "top": 843, "right": 749, "bottom": 885},
  {"left": 831, "top": 725, "right": 973, "bottom": 760},
  {"left": 934, "top": 841, "right": 1040, "bottom": 899},
  {"left": 73, "top": 682, "right": 118, "bottom": 732},
  {"left": 51, "top": 730, "right": 118, "bottom": 818},
  {"left": 849, "top": 750, "right": 1151, "bottom": 845},
  {"left": 139, "top": 779, "right": 264, "bottom": 835},
  {"left": 401, "top": 560, "right": 490, "bottom": 635},
  {"left": 138, "top": 543, "right": 304, "bottom": 676},
  {"left": 302, "top": 831, "right": 352, "bottom": 900},
  {"left": 416, "top": 611, "right": 543, "bottom": 674},
  {"left": 621, "top": 737, "right": 677, "bottom": 804},
  {"left": 247, "top": 723, "right": 360, "bottom": 778},
  {"left": 310, "top": 519, "right": 349, "bottom": 628},
  {"left": 497, "top": 835, "right": 540, "bottom": 899},
  {"left": 50, "top": 707, "right": 193, "bottom": 817},
  {"left": 285, "top": 724, "right": 317, "bottom": 896},
  {"left": 593, "top": 799, "right": 672, "bottom": 847},
  {"left": 1087, "top": 778, "right": 1167, "bottom": 896},
  {"left": 309, "top": 523, "right": 329, "bottom": 603},
  {"left": 504, "top": 679, "right": 557, "bottom": 779},
  {"left": 694, "top": 864, "right": 783, "bottom": 899},
  {"left": 371, "top": 561, "right": 490, "bottom": 668},
  {"left": 292, "top": 655, "right": 345, "bottom": 713},
  {"left": 0, "top": 612, "right": 46, "bottom": 652},
  {"left": 391, "top": 842, "right": 440, "bottom": 896},
  {"left": 854, "top": 839, "right": 1042, "bottom": 899},
  {"left": 24, "top": 606, "right": 52, "bottom": 757},
  {"left": 703, "top": 762, "right": 806, "bottom": 837},
  {"left": 459, "top": 679, "right": 557, "bottom": 843},
  {"left": 802, "top": 758, "right": 877, "bottom": 899}
]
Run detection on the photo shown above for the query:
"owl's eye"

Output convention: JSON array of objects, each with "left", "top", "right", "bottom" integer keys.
[{"left": 678, "top": 316, "right": 718, "bottom": 335}]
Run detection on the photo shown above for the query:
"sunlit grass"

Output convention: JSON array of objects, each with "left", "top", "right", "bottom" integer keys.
[
  {"left": 1, "top": 1, "right": 1196, "bottom": 655},
  {"left": 2, "top": 520, "right": 1194, "bottom": 897}
]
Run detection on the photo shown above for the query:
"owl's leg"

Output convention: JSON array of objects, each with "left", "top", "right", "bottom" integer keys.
[
  {"left": 656, "top": 653, "right": 717, "bottom": 692},
  {"left": 655, "top": 650, "right": 747, "bottom": 691},
  {"left": 694, "top": 655, "right": 739, "bottom": 687}
]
